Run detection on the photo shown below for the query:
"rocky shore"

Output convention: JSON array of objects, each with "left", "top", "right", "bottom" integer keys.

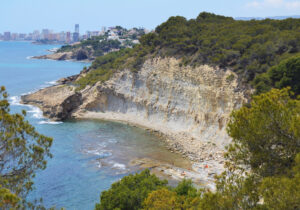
[
  {"left": 32, "top": 49, "right": 93, "bottom": 62},
  {"left": 130, "top": 157, "right": 217, "bottom": 188},
  {"left": 21, "top": 57, "right": 250, "bottom": 188}
]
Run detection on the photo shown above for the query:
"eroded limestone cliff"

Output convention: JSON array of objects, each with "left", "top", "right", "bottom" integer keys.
[{"left": 21, "top": 57, "right": 249, "bottom": 168}]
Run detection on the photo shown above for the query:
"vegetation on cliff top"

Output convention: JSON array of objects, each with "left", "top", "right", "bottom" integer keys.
[
  {"left": 254, "top": 55, "right": 300, "bottom": 95},
  {"left": 58, "top": 37, "right": 122, "bottom": 57},
  {"left": 57, "top": 26, "right": 145, "bottom": 59},
  {"left": 95, "top": 88, "right": 300, "bottom": 209},
  {"left": 76, "top": 12, "right": 300, "bottom": 92}
]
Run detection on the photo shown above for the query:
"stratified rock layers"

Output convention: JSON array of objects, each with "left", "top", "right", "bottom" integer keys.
[
  {"left": 22, "top": 57, "right": 248, "bottom": 163},
  {"left": 76, "top": 58, "right": 247, "bottom": 155}
]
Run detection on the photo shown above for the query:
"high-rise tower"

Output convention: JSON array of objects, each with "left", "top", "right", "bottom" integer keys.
[
  {"left": 75, "top": 24, "right": 79, "bottom": 34},
  {"left": 73, "top": 24, "right": 80, "bottom": 42}
]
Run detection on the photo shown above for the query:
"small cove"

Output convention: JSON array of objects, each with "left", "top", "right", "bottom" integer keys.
[{"left": 0, "top": 41, "right": 190, "bottom": 209}]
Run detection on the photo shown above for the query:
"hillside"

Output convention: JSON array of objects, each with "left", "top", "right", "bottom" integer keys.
[
  {"left": 21, "top": 12, "right": 300, "bottom": 185},
  {"left": 33, "top": 26, "right": 146, "bottom": 61},
  {"left": 76, "top": 12, "right": 300, "bottom": 93}
]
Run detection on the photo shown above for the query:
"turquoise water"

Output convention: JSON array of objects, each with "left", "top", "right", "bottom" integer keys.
[{"left": 0, "top": 41, "right": 188, "bottom": 209}]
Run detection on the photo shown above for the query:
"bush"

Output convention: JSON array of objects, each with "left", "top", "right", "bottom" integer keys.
[
  {"left": 0, "top": 86, "right": 53, "bottom": 208},
  {"left": 254, "top": 55, "right": 300, "bottom": 95},
  {"left": 79, "top": 12, "right": 300, "bottom": 90},
  {"left": 95, "top": 169, "right": 167, "bottom": 210},
  {"left": 227, "top": 88, "right": 300, "bottom": 177},
  {"left": 93, "top": 87, "right": 300, "bottom": 210}
]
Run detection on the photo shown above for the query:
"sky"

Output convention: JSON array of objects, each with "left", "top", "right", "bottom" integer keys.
[{"left": 0, "top": 0, "right": 300, "bottom": 33}]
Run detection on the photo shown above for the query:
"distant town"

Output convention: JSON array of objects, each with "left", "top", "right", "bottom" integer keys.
[{"left": 0, "top": 24, "right": 149, "bottom": 44}]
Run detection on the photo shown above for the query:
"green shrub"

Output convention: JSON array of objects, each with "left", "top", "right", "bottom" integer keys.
[
  {"left": 95, "top": 169, "right": 167, "bottom": 210},
  {"left": 78, "top": 12, "right": 300, "bottom": 91},
  {"left": 254, "top": 55, "right": 300, "bottom": 95}
]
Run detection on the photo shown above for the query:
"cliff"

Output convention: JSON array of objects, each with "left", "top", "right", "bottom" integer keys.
[
  {"left": 20, "top": 12, "right": 300, "bottom": 187},
  {"left": 21, "top": 57, "right": 249, "bottom": 172}
]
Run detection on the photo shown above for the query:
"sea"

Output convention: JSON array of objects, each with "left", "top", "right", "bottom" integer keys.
[{"left": 0, "top": 41, "right": 188, "bottom": 209}]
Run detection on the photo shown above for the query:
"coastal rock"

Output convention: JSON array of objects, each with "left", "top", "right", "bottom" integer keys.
[
  {"left": 32, "top": 52, "right": 73, "bottom": 61},
  {"left": 32, "top": 48, "right": 93, "bottom": 62},
  {"left": 130, "top": 157, "right": 214, "bottom": 187},
  {"left": 57, "top": 75, "right": 80, "bottom": 84},
  {"left": 21, "top": 85, "right": 82, "bottom": 121},
  {"left": 76, "top": 58, "right": 249, "bottom": 150},
  {"left": 21, "top": 57, "right": 250, "bottom": 179},
  {"left": 75, "top": 49, "right": 88, "bottom": 60}
]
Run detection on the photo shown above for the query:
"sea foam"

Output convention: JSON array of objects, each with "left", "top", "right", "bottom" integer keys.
[
  {"left": 9, "top": 96, "right": 21, "bottom": 106},
  {"left": 45, "top": 80, "right": 57, "bottom": 85},
  {"left": 26, "top": 56, "right": 34, "bottom": 60},
  {"left": 38, "top": 120, "right": 63, "bottom": 125},
  {"left": 27, "top": 106, "right": 43, "bottom": 119},
  {"left": 112, "top": 163, "right": 126, "bottom": 170}
]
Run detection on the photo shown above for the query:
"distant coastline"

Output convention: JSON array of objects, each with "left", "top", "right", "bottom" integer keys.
[{"left": 235, "top": 15, "right": 300, "bottom": 20}]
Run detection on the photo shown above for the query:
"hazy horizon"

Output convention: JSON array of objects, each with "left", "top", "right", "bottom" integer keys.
[{"left": 1, "top": 0, "right": 300, "bottom": 33}]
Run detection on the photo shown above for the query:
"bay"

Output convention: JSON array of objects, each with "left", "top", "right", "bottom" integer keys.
[{"left": 0, "top": 41, "right": 188, "bottom": 209}]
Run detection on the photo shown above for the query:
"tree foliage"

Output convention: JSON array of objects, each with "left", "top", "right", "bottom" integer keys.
[
  {"left": 254, "top": 55, "right": 300, "bottom": 95},
  {"left": 0, "top": 86, "right": 53, "bottom": 207},
  {"left": 58, "top": 36, "right": 122, "bottom": 56},
  {"left": 0, "top": 184, "right": 20, "bottom": 209},
  {"left": 75, "top": 48, "right": 132, "bottom": 90},
  {"left": 227, "top": 88, "right": 300, "bottom": 177},
  {"left": 78, "top": 12, "right": 300, "bottom": 91},
  {"left": 57, "top": 26, "right": 145, "bottom": 58},
  {"left": 142, "top": 188, "right": 182, "bottom": 210},
  {"left": 259, "top": 153, "right": 300, "bottom": 210},
  {"left": 95, "top": 169, "right": 167, "bottom": 210},
  {"left": 95, "top": 88, "right": 300, "bottom": 210}
]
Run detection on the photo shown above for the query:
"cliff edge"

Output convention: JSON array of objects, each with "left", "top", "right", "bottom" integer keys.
[{"left": 21, "top": 57, "right": 249, "bottom": 176}]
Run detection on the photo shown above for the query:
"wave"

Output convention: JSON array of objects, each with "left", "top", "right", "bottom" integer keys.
[
  {"left": 83, "top": 148, "right": 112, "bottom": 159},
  {"left": 26, "top": 56, "right": 34, "bottom": 60},
  {"left": 20, "top": 90, "right": 35, "bottom": 96},
  {"left": 45, "top": 80, "right": 57, "bottom": 85},
  {"left": 47, "top": 48, "right": 59, "bottom": 53},
  {"left": 38, "top": 120, "right": 63, "bottom": 125},
  {"left": 9, "top": 96, "right": 48, "bottom": 121},
  {"left": 38, "top": 80, "right": 58, "bottom": 89},
  {"left": 27, "top": 106, "right": 43, "bottom": 119},
  {"left": 112, "top": 163, "right": 126, "bottom": 170},
  {"left": 9, "top": 96, "right": 21, "bottom": 106}
]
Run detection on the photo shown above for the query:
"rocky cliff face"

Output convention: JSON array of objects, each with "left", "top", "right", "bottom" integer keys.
[
  {"left": 21, "top": 85, "right": 82, "bottom": 121},
  {"left": 22, "top": 57, "right": 249, "bottom": 165},
  {"left": 79, "top": 58, "right": 246, "bottom": 139}
]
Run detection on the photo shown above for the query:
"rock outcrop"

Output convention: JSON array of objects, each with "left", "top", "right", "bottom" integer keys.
[
  {"left": 32, "top": 49, "right": 93, "bottom": 62},
  {"left": 21, "top": 85, "right": 82, "bottom": 121},
  {"left": 32, "top": 52, "right": 74, "bottom": 61},
  {"left": 21, "top": 57, "right": 250, "bottom": 175},
  {"left": 78, "top": 58, "right": 247, "bottom": 144}
]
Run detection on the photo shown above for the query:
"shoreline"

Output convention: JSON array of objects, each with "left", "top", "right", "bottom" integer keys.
[
  {"left": 20, "top": 57, "right": 242, "bottom": 189},
  {"left": 30, "top": 55, "right": 92, "bottom": 63},
  {"left": 76, "top": 111, "right": 226, "bottom": 158},
  {"left": 20, "top": 99, "right": 222, "bottom": 188},
  {"left": 73, "top": 111, "right": 225, "bottom": 187}
]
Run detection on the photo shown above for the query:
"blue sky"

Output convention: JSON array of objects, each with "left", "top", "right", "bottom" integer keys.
[{"left": 1, "top": 0, "right": 300, "bottom": 33}]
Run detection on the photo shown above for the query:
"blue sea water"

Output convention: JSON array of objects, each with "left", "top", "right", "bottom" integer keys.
[{"left": 0, "top": 41, "right": 188, "bottom": 209}]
